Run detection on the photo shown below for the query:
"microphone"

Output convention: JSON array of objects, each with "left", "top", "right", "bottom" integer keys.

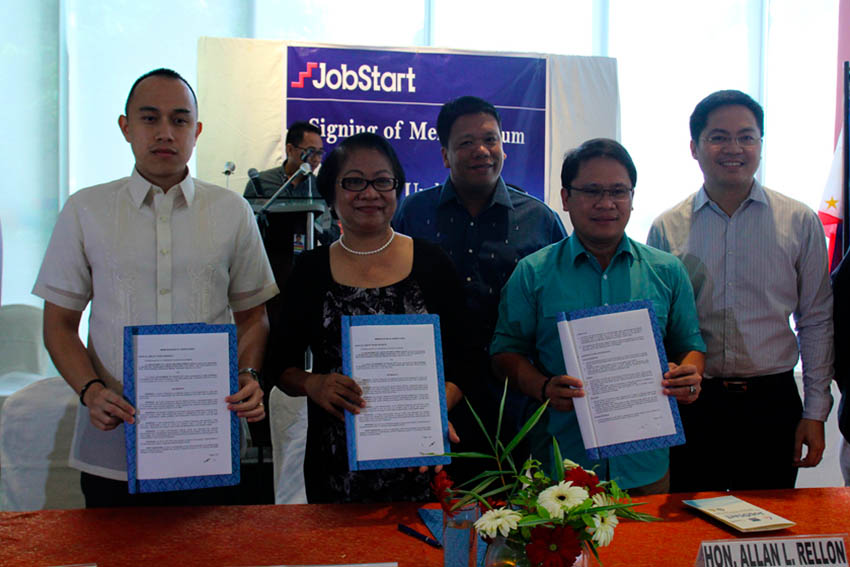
[
  {"left": 247, "top": 168, "right": 265, "bottom": 197},
  {"left": 222, "top": 161, "right": 236, "bottom": 175},
  {"left": 257, "top": 162, "right": 315, "bottom": 214}
]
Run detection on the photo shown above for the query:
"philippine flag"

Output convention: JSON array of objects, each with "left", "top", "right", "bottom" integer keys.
[{"left": 819, "top": 129, "right": 845, "bottom": 272}]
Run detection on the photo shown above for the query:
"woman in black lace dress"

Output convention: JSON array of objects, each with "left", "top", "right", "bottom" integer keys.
[{"left": 271, "top": 133, "right": 471, "bottom": 503}]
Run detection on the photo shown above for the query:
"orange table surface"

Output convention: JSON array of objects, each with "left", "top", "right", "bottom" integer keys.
[{"left": 0, "top": 488, "right": 847, "bottom": 567}]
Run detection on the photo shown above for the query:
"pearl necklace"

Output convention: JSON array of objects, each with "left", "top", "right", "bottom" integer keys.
[{"left": 338, "top": 229, "right": 396, "bottom": 256}]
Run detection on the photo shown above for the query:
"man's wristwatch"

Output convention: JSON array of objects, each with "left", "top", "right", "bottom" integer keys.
[{"left": 238, "top": 367, "right": 260, "bottom": 382}]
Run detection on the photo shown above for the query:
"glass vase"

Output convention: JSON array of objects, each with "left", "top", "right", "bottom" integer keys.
[
  {"left": 483, "top": 536, "right": 591, "bottom": 567},
  {"left": 443, "top": 503, "right": 480, "bottom": 567}
]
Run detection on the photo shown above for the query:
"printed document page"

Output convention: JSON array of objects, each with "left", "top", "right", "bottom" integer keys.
[
  {"left": 349, "top": 323, "right": 445, "bottom": 461},
  {"left": 133, "top": 332, "right": 232, "bottom": 480},
  {"left": 561, "top": 308, "right": 677, "bottom": 448}
]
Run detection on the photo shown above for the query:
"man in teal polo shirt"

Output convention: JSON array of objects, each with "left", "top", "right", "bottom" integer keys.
[{"left": 490, "top": 139, "right": 706, "bottom": 494}]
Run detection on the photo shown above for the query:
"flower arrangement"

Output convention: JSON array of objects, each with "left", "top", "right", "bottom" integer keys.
[{"left": 433, "top": 384, "right": 657, "bottom": 566}]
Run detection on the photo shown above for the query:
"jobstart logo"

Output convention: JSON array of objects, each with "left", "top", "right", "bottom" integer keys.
[{"left": 291, "top": 61, "right": 416, "bottom": 93}]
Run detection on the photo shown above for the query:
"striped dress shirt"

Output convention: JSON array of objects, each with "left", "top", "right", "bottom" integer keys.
[{"left": 647, "top": 181, "right": 833, "bottom": 421}]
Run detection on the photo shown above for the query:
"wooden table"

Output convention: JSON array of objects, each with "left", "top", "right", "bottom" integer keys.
[{"left": 0, "top": 488, "right": 847, "bottom": 566}]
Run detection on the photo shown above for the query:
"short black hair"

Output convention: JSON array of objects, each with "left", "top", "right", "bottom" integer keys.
[
  {"left": 436, "top": 96, "right": 502, "bottom": 147},
  {"left": 316, "top": 132, "right": 406, "bottom": 206},
  {"left": 689, "top": 90, "right": 764, "bottom": 142},
  {"left": 285, "top": 121, "right": 322, "bottom": 147},
  {"left": 560, "top": 138, "right": 637, "bottom": 192},
  {"left": 124, "top": 68, "right": 197, "bottom": 116}
]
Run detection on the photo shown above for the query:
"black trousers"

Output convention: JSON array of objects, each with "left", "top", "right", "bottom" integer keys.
[
  {"left": 669, "top": 371, "right": 802, "bottom": 493},
  {"left": 81, "top": 472, "right": 240, "bottom": 508}
]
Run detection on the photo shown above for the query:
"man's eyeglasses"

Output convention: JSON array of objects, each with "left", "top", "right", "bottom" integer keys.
[
  {"left": 702, "top": 134, "right": 761, "bottom": 147},
  {"left": 296, "top": 146, "right": 325, "bottom": 159},
  {"left": 339, "top": 177, "right": 399, "bottom": 192},
  {"left": 568, "top": 186, "right": 633, "bottom": 202}
]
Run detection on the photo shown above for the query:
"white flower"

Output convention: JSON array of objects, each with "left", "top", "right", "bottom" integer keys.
[
  {"left": 588, "top": 511, "right": 619, "bottom": 547},
  {"left": 591, "top": 492, "right": 614, "bottom": 508},
  {"left": 562, "top": 458, "right": 581, "bottom": 470},
  {"left": 474, "top": 507, "right": 522, "bottom": 539},
  {"left": 538, "top": 481, "right": 589, "bottom": 519}
]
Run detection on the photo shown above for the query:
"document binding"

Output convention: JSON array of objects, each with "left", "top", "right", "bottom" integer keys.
[
  {"left": 558, "top": 300, "right": 686, "bottom": 461},
  {"left": 123, "top": 322, "right": 240, "bottom": 494},
  {"left": 342, "top": 313, "right": 451, "bottom": 471}
]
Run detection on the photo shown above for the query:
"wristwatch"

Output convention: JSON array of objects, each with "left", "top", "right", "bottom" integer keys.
[{"left": 238, "top": 367, "right": 260, "bottom": 382}]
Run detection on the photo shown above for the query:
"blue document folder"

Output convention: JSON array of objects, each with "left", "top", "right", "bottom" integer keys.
[
  {"left": 342, "top": 313, "right": 451, "bottom": 471},
  {"left": 123, "top": 322, "right": 240, "bottom": 494},
  {"left": 558, "top": 300, "right": 686, "bottom": 461}
]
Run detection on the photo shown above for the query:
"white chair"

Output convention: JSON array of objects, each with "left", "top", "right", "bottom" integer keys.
[
  {"left": 0, "top": 304, "right": 57, "bottom": 377},
  {"left": 269, "top": 386, "right": 308, "bottom": 504},
  {"left": 0, "top": 377, "right": 83, "bottom": 510}
]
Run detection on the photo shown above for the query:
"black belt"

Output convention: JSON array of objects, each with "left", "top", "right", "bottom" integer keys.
[{"left": 704, "top": 370, "right": 794, "bottom": 394}]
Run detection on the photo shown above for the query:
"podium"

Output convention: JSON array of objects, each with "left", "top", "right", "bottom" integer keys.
[
  {"left": 249, "top": 198, "right": 327, "bottom": 296},
  {"left": 245, "top": 198, "right": 328, "bottom": 493}
]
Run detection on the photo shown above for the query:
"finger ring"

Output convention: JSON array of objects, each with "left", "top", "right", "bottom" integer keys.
[
  {"left": 258, "top": 401, "right": 264, "bottom": 407},
  {"left": 689, "top": 385, "right": 697, "bottom": 394}
]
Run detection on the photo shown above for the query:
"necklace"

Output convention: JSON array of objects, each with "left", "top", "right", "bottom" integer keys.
[{"left": 338, "top": 229, "right": 395, "bottom": 256}]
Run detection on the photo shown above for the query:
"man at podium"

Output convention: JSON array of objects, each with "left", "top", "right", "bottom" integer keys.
[{"left": 244, "top": 121, "right": 324, "bottom": 198}]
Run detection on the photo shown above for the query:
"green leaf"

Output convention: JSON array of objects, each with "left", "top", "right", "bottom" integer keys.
[
  {"left": 495, "top": 378, "right": 508, "bottom": 450},
  {"left": 616, "top": 506, "right": 660, "bottom": 522},
  {"left": 552, "top": 437, "right": 565, "bottom": 481},
  {"left": 502, "top": 400, "right": 549, "bottom": 458},
  {"left": 464, "top": 396, "right": 498, "bottom": 456},
  {"left": 441, "top": 451, "right": 496, "bottom": 459}
]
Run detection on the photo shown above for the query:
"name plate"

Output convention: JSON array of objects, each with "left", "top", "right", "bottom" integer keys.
[{"left": 696, "top": 536, "right": 848, "bottom": 567}]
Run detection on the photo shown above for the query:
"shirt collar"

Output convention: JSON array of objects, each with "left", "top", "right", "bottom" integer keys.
[
  {"left": 437, "top": 176, "right": 513, "bottom": 210},
  {"left": 128, "top": 168, "right": 195, "bottom": 208},
  {"left": 693, "top": 178, "right": 766, "bottom": 212},
  {"left": 566, "top": 232, "right": 634, "bottom": 267}
]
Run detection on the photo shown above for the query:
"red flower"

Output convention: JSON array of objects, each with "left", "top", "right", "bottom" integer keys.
[
  {"left": 525, "top": 526, "right": 583, "bottom": 567},
  {"left": 431, "top": 470, "right": 457, "bottom": 516},
  {"left": 486, "top": 497, "right": 507, "bottom": 509},
  {"left": 563, "top": 467, "right": 604, "bottom": 496}
]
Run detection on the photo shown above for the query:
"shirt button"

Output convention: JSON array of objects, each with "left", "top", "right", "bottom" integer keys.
[
  {"left": 160, "top": 249, "right": 169, "bottom": 255},
  {"left": 468, "top": 248, "right": 473, "bottom": 254},
  {"left": 604, "top": 302, "right": 609, "bottom": 306},
  {"left": 602, "top": 274, "right": 608, "bottom": 280},
  {"left": 469, "top": 221, "right": 474, "bottom": 227},
  {"left": 159, "top": 289, "right": 170, "bottom": 295},
  {"left": 466, "top": 276, "right": 472, "bottom": 282},
  {"left": 159, "top": 216, "right": 168, "bottom": 223}
]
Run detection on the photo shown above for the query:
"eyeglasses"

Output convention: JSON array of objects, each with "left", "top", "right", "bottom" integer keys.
[
  {"left": 296, "top": 146, "right": 325, "bottom": 159},
  {"left": 702, "top": 134, "right": 761, "bottom": 147},
  {"left": 568, "top": 186, "right": 633, "bottom": 202},
  {"left": 339, "top": 177, "right": 399, "bottom": 192}
]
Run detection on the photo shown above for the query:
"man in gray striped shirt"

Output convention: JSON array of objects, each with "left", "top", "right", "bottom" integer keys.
[{"left": 647, "top": 90, "right": 834, "bottom": 491}]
